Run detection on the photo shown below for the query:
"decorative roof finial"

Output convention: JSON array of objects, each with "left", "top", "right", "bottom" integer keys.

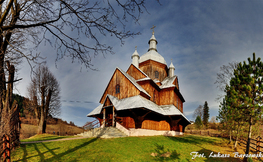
[
  {"left": 135, "top": 46, "right": 137, "bottom": 50},
  {"left": 151, "top": 25, "right": 156, "bottom": 35}
]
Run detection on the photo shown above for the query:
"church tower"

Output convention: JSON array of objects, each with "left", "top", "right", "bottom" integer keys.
[
  {"left": 138, "top": 27, "right": 168, "bottom": 82},
  {"left": 87, "top": 26, "right": 190, "bottom": 136}
]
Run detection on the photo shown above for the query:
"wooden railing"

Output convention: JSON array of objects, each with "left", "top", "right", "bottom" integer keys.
[
  {"left": 83, "top": 119, "right": 100, "bottom": 130},
  {"left": 0, "top": 135, "right": 10, "bottom": 162},
  {"left": 185, "top": 130, "right": 263, "bottom": 154}
]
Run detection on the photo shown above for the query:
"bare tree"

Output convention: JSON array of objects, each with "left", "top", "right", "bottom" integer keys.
[
  {"left": 214, "top": 62, "right": 238, "bottom": 101},
  {"left": 0, "top": 0, "right": 159, "bottom": 142},
  {"left": 193, "top": 105, "right": 203, "bottom": 121},
  {"left": 27, "top": 65, "right": 60, "bottom": 134}
]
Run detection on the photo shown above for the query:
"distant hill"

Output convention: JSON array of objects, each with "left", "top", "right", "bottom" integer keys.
[{"left": 12, "top": 94, "right": 84, "bottom": 139}]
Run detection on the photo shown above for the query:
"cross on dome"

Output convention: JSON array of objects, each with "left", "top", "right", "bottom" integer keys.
[{"left": 151, "top": 25, "right": 156, "bottom": 35}]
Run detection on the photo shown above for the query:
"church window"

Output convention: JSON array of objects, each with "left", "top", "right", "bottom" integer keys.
[
  {"left": 155, "top": 71, "right": 159, "bottom": 78},
  {"left": 115, "top": 84, "right": 120, "bottom": 94}
]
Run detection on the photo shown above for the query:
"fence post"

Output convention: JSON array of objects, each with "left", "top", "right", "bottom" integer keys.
[
  {"left": 256, "top": 136, "right": 262, "bottom": 154},
  {"left": 2, "top": 135, "right": 10, "bottom": 162},
  {"left": 208, "top": 131, "right": 209, "bottom": 136},
  {"left": 3, "top": 135, "right": 6, "bottom": 161},
  {"left": 200, "top": 131, "right": 201, "bottom": 135},
  {"left": 7, "top": 135, "right": 10, "bottom": 162}
]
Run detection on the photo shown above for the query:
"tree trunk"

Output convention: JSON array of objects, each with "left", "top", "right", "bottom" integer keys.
[
  {"left": 38, "top": 86, "right": 46, "bottom": 134},
  {"left": 38, "top": 107, "right": 46, "bottom": 134},
  {"left": 229, "top": 128, "right": 232, "bottom": 144},
  {"left": 234, "top": 126, "right": 240, "bottom": 148},
  {"left": 243, "top": 118, "right": 253, "bottom": 162}
]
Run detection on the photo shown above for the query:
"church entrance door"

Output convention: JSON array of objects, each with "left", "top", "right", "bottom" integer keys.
[{"left": 103, "top": 106, "right": 116, "bottom": 127}]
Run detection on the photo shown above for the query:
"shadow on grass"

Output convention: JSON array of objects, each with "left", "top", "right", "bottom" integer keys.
[
  {"left": 165, "top": 135, "right": 242, "bottom": 162},
  {"left": 21, "top": 145, "right": 28, "bottom": 162},
  {"left": 17, "top": 144, "right": 60, "bottom": 162},
  {"left": 152, "top": 143, "right": 180, "bottom": 161},
  {"left": 43, "top": 127, "right": 108, "bottom": 161},
  {"left": 45, "top": 137, "right": 97, "bottom": 161},
  {"left": 166, "top": 135, "right": 219, "bottom": 146},
  {"left": 17, "top": 127, "right": 110, "bottom": 161}
]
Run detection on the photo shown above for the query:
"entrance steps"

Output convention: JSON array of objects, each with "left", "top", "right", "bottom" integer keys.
[{"left": 77, "top": 127, "right": 127, "bottom": 138}]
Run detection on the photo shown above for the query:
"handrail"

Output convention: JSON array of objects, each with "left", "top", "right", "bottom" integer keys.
[
  {"left": 83, "top": 119, "right": 100, "bottom": 131},
  {"left": 83, "top": 119, "right": 98, "bottom": 128}
]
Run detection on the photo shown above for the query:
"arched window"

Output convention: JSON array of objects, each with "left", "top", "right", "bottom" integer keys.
[
  {"left": 155, "top": 71, "right": 159, "bottom": 79},
  {"left": 115, "top": 84, "right": 120, "bottom": 94}
]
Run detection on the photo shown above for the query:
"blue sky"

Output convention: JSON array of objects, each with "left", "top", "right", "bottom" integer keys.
[{"left": 13, "top": 0, "right": 263, "bottom": 126}]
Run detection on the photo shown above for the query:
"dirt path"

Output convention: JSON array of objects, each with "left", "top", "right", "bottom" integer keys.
[{"left": 21, "top": 136, "right": 89, "bottom": 144}]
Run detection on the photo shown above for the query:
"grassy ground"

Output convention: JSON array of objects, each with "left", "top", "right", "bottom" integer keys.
[
  {"left": 20, "top": 124, "right": 84, "bottom": 139},
  {"left": 20, "top": 134, "right": 77, "bottom": 142},
  {"left": 11, "top": 134, "right": 263, "bottom": 162}
]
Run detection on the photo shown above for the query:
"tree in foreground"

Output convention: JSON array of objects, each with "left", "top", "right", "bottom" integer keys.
[
  {"left": 226, "top": 53, "right": 263, "bottom": 162},
  {"left": 218, "top": 97, "right": 245, "bottom": 147},
  {"left": 0, "top": 0, "right": 158, "bottom": 139},
  {"left": 202, "top": 101, "right": 209, "bottom": 128},
  {"left": 27, "top": 66, "right": 61, "bottom": 134}
]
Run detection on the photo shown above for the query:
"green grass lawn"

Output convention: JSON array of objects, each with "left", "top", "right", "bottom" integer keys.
[
  {"left": 11, "top": 134, "right": 262, "bottom": 162},
  {"left": 20, "top": 134, "right": 77, "bottom": 142}
]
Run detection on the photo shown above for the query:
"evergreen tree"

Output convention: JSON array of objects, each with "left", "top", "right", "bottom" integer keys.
[
  {"left": 195, "top": 116, "right": 202, "bottom": 129},
  {"left": 203, "top": 101, "right": 209, "bottom": 128},
  {"left": 226, "top": 53, "right": 263, "bottom": 162}
]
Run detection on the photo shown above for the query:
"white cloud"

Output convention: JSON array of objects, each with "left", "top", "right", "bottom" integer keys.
[{"left": 13, "top": 0, "right": 263, "bottom": 126}]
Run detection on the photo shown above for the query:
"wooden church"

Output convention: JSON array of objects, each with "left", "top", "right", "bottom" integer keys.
[{"left": 87, "top": 28, "right": 190, "bottom": 136}]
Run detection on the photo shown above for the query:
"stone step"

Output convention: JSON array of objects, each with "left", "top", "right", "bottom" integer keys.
[{"left": 76, "top": 126, "right": 127, "bottom": 138}]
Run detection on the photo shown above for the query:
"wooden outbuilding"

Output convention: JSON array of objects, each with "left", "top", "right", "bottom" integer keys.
[{"left": 87, "top": 30, "right": 190, "bottom": 136}]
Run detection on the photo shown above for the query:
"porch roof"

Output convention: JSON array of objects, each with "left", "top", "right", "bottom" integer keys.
[{"left": 87, "top": 95, "right": 190, "bottom": 123}]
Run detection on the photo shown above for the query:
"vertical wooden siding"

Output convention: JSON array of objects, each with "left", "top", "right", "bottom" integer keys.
[
  {"left": 139, "top": 81, "right": 159, "bottom": 104},
  {"left": 100, "top": 69, "right": 141, "bottom": 103},
  {"left": 159, "top": 88, "right": 174, "bottom": 105},
  {"left": 139, "top": 60, "right": 168, "bottom": 82},
  {"left": 122, "top": 116, "right": 135, "bottom": 128},
  {"left": 142, "top": 120, "right": 170, "bottom": 130},
  {"left": 126, "top": 64, "right": 147, "bottom": 80}
]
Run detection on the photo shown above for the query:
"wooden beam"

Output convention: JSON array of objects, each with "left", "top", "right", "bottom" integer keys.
[
  {"left": 112, "top": 106, "right": 115, "bottom": 127},
  {"left": 103, "top": 108, "right": 106, "bottom": 127}
]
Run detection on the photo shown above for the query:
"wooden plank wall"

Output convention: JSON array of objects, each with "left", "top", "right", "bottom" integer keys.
[
  {"left": 159, "top": 88, "right": 174, "bottom": 105},
  {"left": 173, "top": 78, "right": 179, "bottom": 90},
  {"left": 139, "top": 60, "right": 168, "bottom": 82},
  {"left": 142, "top": 120, "right": 170, "bottom": 130},
  {"left": 126, "top": 64, "right": 147, "bottom": 80},
  {"left": 122, "top": 116, "right": 135, "bottom": 128},
  {"left": 100, "top": 69, "right": 141, "bottom": 103},
  {"left": 139, "top": 81, "right": 159, "bottom": 104}
]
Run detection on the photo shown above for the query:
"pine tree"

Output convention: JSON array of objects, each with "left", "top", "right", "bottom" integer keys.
[
  {"left": 226, "top": 53, "right": 263, "bottom": 162},
  {"left": 203, "top": 101, "right": 209, "bottom": 128}
]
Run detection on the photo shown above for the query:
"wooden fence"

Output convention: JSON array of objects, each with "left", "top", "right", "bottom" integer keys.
[
  {"left": 185, "top": 130, "right": 263, "bottom": 154},
  {"left": 0, "top": 105, "right": 21, "bottom": 162},
  {"left": 0, "top": 135, "right": 11, "bottom": 162}
]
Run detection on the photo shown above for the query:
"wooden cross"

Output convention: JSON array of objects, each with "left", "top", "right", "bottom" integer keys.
[{"left": 151, "top": 25, "right": 156, "bottom": 34}]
